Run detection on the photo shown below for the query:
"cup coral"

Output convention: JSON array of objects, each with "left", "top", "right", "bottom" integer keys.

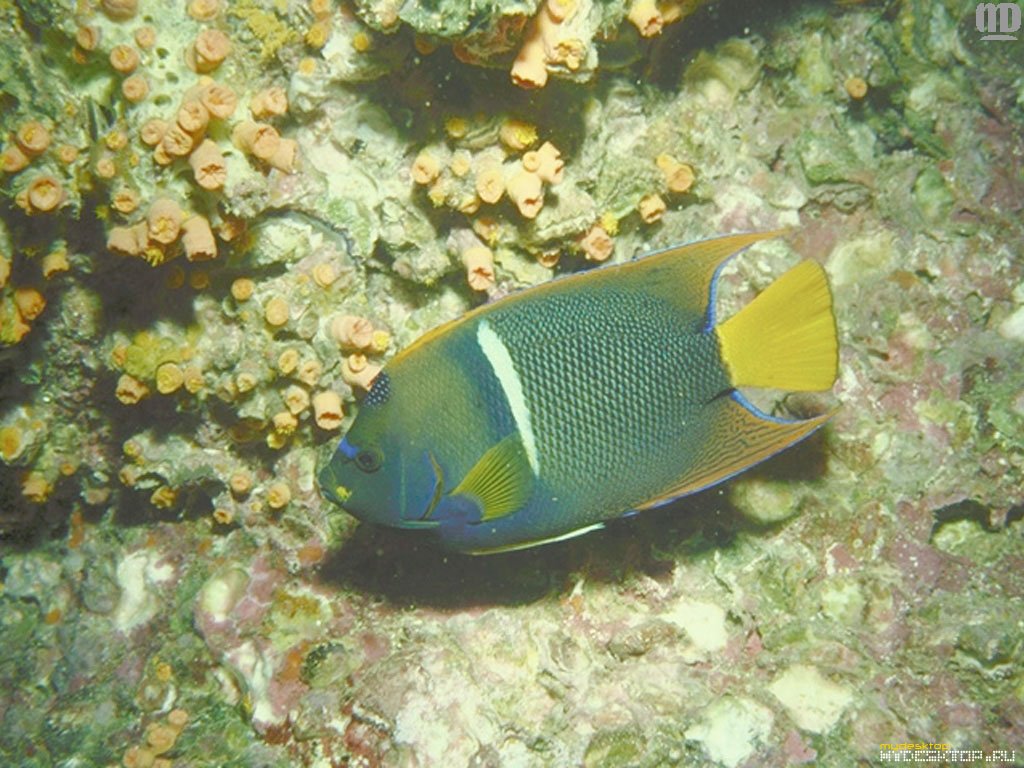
[
  {"left": 109, "top": 44, "right": 140, "bottom": 74},
  {"left": 579, "top": 222, "right": 614, "bottom": 261},
  {"left": 341, "top": 354, "right": 381, "bottom": 390},
  {"left": 331, "top": 315, "right": 375, "bottom": 351},
  {"left": 15, "top": 121, "right": 51, "bottom": 157},
  {"left": 24, "top": 175, "right": 63, "bottom": 214},
  {"left": 189, "top": 139, "right": 227, "bottom": 190},
  {"left": 101, "top": 0, "right": 137, "bottom": 21},
  {"left": 312, "top": 390, "right": 343, "bottom": 430},
  {"left": 191, "top": 28, "right": 232, "bottom": 73},
  {"left": 147, "top": 198, "right": 184, "bottom": 246},
  {"left": 232, "top": 121, "right": 280, "bottom": 162},
  {"left": 461, "top": 245, "right": 496, "bottom": 291},
  {"left": 250, "top": 86, "right": 289, "bottom": 119},
  {"left": 507, "top": 170, "right": 544, "bottom": 218},
  {"left": 181, "top": 215, "right": 218, "bottom": 261}
]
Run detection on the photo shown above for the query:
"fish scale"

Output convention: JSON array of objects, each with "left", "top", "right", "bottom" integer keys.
[{"left": 486, "top": 287, "right": 731, "bottom": 523}]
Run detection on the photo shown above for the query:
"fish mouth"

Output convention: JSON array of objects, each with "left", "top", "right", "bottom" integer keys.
[{"left": 317, "top": 462, "right": 351, "bottom": 509}]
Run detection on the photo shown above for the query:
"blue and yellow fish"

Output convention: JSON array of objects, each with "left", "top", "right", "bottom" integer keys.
[{"left": 319, "top": 231, "right": 838, "bottom": 554}]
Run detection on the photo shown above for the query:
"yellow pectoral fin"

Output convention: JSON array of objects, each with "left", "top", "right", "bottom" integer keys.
[
  {"left": 451, "top": 433, "right": 533, "bottom": 521},
  {"left": 637, "top": 393, "right": 833, "bottom": 511}
]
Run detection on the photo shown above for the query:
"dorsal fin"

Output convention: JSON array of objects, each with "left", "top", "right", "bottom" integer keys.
[
  {"left": 450, "top": 433, "right": 533, "bottom": 521},
  {"left": 611, "top": 230, "right": 787, "bottom": 317},
  {"left": 391, "top": 231, "right": 785, "bottom": 365},
  {"left": 636, "top": 392, "right": 833, "bottom": 511}
]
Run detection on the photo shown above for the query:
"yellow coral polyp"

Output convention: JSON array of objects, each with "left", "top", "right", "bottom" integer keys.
[
  {"left": 264, "top": 296, "right": 290, "bottom": 327},
  {"left": 109, "top": 44, "right": 140, "bottom": 74},
  {"left": 147, "top": 198, "right": 183, "bottom": 245},
  {"left": 22, "top": 472, "right": 52, "bottom": 503},
  {"left": 499, "top": 119, "right": 537, "bottom": 151},
  {"left": 444, "top": 116, "right": 469, "bottom": 139},
  {"left": 312, "top": 263, "right": 336, "bottom": 287},
  {"left": 272, "top": 411, "right": 298, "bottom": 434},
  {"left": 638, "top": 193, "right": 667, "bottom": 223},
  {"left": 277, "top": 348, "right": 299, "bottom": 375},
  {"left": 156, "top": 362, "right": 185, "bottom": 394},
  {"left": 656, "top": 153, "right": 695, "bottom": 193},
  {"left": 14, "top": 288, "right": 46, "bottom": 321},
  {"left": 16, "top": 121, "right": 51, "bottom": 157},
  {"left": 411, "top": 151, "right": 440, "bottom": 185},
  {"left": 306, "top": 20, "right": 331, "bottom": 48},
  {"left": 150, "top": 485, "right": 178, "bottom": 509},
  {"left": 351, "top": 31, "right": 372, "bottom": 53},
  {"left": 229, "top": 469, "right": 252, "bottom": 496},
  {"left": 283, "top": 384, "right": 310, "bottom": 415},
  {"left": 267, "top": 481, "right": 291, "bottom": 509},
  {"left": 628, "top": 0, "right": 664, "bottom": 37},
  {"left": 182, "top": 365, "right": 204, "bottom": 393},
  {"left": 297, "top": 358, "right": 322, "bottom": 387},
  {"left": 231, "top": 277, "right": 255, "bottom": 302},
  {"left": 370, "top": 329, "right": 391, "bottom": 354},
  {"left": 599, "top": 211, "right": 619, "bottom": 236},
  {"left": 0, "top": 426, "right": 23, "bottom": 462}
]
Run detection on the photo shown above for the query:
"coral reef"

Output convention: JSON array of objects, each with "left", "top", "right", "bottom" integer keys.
[{"left": 1, "top": 0, "right": 1023, "bottom": 766}]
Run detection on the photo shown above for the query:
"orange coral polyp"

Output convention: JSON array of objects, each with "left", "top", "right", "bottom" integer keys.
[
  {"left": 199, "top": 82, "right": 237, "bottom": 119},
  {"left": 147, "top": 198, "right": 184, "bottom": 245},
  {"left": 192, "top": 28, "right": 231, "bottom": 72},
  {"left": 189, "top": 139, "right": 226, "bottom": 189},
  {"left": 109, "top": 44, "right": 140, "bottom": 74},
  {"left": 26, "top": 175, "right": 63, "bottom": 212},
  {"left": 16, "top": 121, "right": 51, "bottom": 156}
]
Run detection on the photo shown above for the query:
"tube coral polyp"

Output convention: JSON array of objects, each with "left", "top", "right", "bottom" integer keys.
[
  {"left": 523, "top": 141, "right": 564, "bottom": 184},
  {"left": 189, "top": 139, "right": 227, "bottom": 190},
  {"left": 15, "top": 121, "right": 51, "bottom": 157},
  {"left": 342, "top": 354, "right": 381, "bottom": 390},
  {"left": 579, "top": 222, "right": 614, "bottom": 262},
  {"left": 312, "top": 390, "right": 343, "bottom": 430},
  {"left": 190, "top": 28, "right": 231, "bottom": 73},
  {"left": 147, "top": 198, "right": 183, "bottom": 245},
  {"left": 249, "top": 86, "right": 288, "bottom": 119},
  {"left": 181, "top": 215, "right": 217, "bottom": 261},
  {"left": 24, "top": 175, "right": 64, "bottom": 214},
  {"left": 507, "top": 170, "right": 544, "bottom": 219},
  {"left": 331, "top": 315, "right": 375, "bottom": 351},
  {"left": 462, "top": 245, "right": 496, "bottom": 292},
  {"left": 510, "top": 0, "right": 582, "bottom": 89}
]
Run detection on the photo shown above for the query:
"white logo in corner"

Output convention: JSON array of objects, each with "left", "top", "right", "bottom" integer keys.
[{"left": 976, "top": 2, "right": 1022, "bottom": 40}]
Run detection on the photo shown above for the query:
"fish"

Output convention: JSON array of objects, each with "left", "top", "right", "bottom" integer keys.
[{"left": 319, "top": 231, "right": 838, "bottom": 554}]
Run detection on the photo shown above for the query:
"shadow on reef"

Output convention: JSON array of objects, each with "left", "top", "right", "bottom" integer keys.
[{"left": 317, "top": 429, "right": 831, "bottom": 610}]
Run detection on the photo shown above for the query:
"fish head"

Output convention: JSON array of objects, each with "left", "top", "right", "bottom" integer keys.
[{"left": 318, "top": 372, "right": 441, "bottom": 531}]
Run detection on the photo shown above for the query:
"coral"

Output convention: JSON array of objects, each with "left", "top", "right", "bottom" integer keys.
[{"left": 312, "top": 390, "right": 343, "bottom": 430}]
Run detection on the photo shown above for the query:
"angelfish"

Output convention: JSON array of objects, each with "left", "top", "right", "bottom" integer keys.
[{"left": 319, "top": 231, "right": 838, "bottom": 554}]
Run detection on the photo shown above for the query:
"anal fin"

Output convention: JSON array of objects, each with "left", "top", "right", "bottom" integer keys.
[{"left": 637, "top": 392, "right": 833, "bottom": 511}]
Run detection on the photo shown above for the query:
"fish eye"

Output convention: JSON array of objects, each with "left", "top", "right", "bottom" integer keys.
[{"left": 355, "top": 448, "right": 382, "bottom": 473}]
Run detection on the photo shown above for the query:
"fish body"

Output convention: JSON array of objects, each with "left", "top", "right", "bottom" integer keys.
[{"left": 320, "top": 232, "right": 838, "bottom": 554}]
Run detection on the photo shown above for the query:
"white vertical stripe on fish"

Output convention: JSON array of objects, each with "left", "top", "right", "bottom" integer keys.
[{"left": 476, "top": 319, "right": 539, "bottom": 475}]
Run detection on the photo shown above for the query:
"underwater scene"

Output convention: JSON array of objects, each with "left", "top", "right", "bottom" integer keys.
[{"left": 1, "top": 0, "right": 1023, "bottom": 765}]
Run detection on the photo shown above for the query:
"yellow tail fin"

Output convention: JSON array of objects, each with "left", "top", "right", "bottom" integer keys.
[{"left": 717, "top": 260, "right": 838, "bottom": 391}]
